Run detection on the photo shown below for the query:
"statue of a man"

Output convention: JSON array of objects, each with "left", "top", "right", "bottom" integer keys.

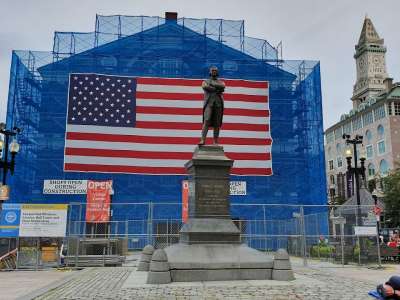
[{"left": 199, "top": 66, "right": 225, "bottom": 145}]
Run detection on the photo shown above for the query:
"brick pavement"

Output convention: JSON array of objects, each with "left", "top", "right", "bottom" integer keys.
[
  {"left": 0, "top": 269, "right": 75, "bottom": 300},
  {"left": 31, "top": 261, "right": 381, "bottom": 300}
]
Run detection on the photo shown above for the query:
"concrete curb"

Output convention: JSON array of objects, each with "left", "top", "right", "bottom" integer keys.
[{"left": 16, "top": 268, "right": 92, "bottom": 300}]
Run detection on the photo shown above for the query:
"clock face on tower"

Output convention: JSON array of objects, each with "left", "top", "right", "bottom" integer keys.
[{"left": 373, "top": 55, "right": 382, "bottom": 66}]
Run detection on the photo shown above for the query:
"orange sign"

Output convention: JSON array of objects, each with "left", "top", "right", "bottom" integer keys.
[
  {"left": 86, "top": 180, "right": 112, "bottom": 223},
  {"left": 182, "top": 181, "right": 189, "bottom": 223},
  {"left": 0, "top": 185, "right": 10, "bottom": 201}
]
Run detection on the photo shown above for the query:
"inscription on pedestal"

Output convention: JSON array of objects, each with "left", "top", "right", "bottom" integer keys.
[{"left": 197, "top": 181, "right": 229, "bottom": 217}]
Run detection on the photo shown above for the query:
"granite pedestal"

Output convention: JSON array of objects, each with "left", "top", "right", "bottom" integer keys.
[{"left": 149, "top": 145, "right": 276, "bottom": 282}]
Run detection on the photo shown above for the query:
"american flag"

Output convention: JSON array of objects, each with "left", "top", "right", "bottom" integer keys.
[{"left": 64, "top": 73, "right": 272, "bottom": 175}]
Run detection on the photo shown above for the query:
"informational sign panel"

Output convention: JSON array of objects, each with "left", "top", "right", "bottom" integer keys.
[
  {"left": 354, "top": 226, "right": 377, "bottom": 236},
  {"left": 230, "top": 181, "right": 247, "bottom": 195},
  {"left": 0, "top": 204, "right": 21, "bottom": 237},
  {"left": 182, "top": 181, "right": 189, "bottom": 223},
  {"left": 43, "top": 180, "right": 88, "bottom": 194},
  {"left": 19, "top": 204, "right": 68, "bottom": 237},
  {"left": 86, "top": 180, "right": 112, "bottom": 223}
]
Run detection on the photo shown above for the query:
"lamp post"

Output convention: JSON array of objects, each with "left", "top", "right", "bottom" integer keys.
[
  {"left": 343, "top": 134, "right": 365, "bottom": 226},
  {"left": 0, "top": 122, "right": 21, "bottom": 211},
  {"left": 343, "top": 133, "right": 366, "bottom": 262}
]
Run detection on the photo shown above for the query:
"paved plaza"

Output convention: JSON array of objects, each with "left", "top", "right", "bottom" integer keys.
[{"left": 2, "top": 256, "right": 399, "bottom": 300}]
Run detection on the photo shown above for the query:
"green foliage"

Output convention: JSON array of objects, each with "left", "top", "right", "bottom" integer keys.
[
  {"left": 353, "top": 239, "right": 375, "bottom": 260},
  {"left": 383, "top": 168, "right": 400, "bottom": 227},
  {"left": 310, "top": 244, "right": 334, "bottom": 258},
  {"left": 354, "top": 244, "right": 360, "bottom": 258},
  {"left": 368, "top": 179, "right": 376, "bottom": 193}
]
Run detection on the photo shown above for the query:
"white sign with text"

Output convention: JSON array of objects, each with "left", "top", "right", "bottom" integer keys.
[
  {"left": 19, "top": 204, "right": 68, "bottom": 237},
  {"left": 354, "top": 226, "right": 377, "bottom": 236},
  {"left": 230, "top": 181, "right": 247, "bottom": 195},
  {"left": 43, "top": 180, "right": 88, "bottom": 194}
]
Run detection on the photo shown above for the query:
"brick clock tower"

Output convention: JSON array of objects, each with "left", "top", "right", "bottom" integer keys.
[{"left": 352, "top": 17, "right": 389, "bottom": 109}]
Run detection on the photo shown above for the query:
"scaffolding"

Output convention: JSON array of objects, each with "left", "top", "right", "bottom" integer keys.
[{"left": 5, "top": 14, "right": 326, "bottom": 223}]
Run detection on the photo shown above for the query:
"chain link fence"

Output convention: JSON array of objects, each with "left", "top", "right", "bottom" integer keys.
[{"left": 1, "top": 203, "right": 391, "bottom": 270}]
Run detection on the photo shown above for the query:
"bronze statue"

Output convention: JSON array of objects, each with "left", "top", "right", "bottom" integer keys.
[{"left": 199, "top": 66, "right": 225, "bottom": 145}]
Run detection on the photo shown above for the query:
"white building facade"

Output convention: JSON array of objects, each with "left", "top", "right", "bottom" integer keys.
[{"left": 325, "top": 17, "right": 400, "bottom": 203}]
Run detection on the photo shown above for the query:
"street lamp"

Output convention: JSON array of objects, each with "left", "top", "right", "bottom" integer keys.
[
  {"left": 343, "top": 133, "right": 367, "bottom": 262},
  {"left": 0, "top": 122, "right": 21, "bottom": 211},
  {"left": 342, "top": 133, "right": 365, "bottom": 226}
]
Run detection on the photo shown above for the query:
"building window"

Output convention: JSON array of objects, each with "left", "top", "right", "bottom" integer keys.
[
  {"left": 374, "top": 105, "right": 386, "bottom": 120},
  {"left": 377, "top": 124, "right": 384, "bottom": 138},
  {"left": 327, "top": 146, "right": 332, "bottom": 159},
  {"left": 328, "top": 160, "right": 334, "bottom": 170},
  {"left": 330, "top": 175, "right": 335, "bottom": 185},
  {"left": 377, "top": 140, "right": 385, "bottom": 155},
  {"left": 366, "top": 145, "right": 373, "bottom": 158},
  {"left": 365, "top": 129, "right": 372, "bottom": 142},
  {"left": 337, "top": 156, "right": 343, "bottom": 168},
  {"left": 334, "top": 127, "right": 342, "bottom": 140},
  {"left": 362, "top": 111, "right": 374, "bottom": 126},
  {"left": 336, "top": 143, "right": 342, "bottom": 153},
  {"left": 159, "top": 58, "right": 182, "bottom": 75},
  {"left": 343, "top": 122, "right": 352, "bottom": 135},
  {"left": 336, "top": 173, "right": 346, "bottom": 198},
  {"left": 326, "top": 131, "right": 334, "bottom": 144},
  {"left": 379, "top": 159, "right": 389, "bottom": 176},
  {"left": 352, "top": 116, "right": 362, "bottom": 131},
  {"left": 394, "top": 102, "right": 400, "bottom": 116},
  {"left": 388, "top": 102, "right": 392, "bottom": 115},
  {"left": 368, "top": 163, "right": 375, "bottom": 178}
]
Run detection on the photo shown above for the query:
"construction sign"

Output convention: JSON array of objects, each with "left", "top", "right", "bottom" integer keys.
[{"left": 85, "top": 180, "right": 112, "bottom": 223}]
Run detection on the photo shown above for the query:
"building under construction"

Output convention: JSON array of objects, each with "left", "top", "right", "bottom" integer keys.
[{"left": 5, "top": 13, "right": 327, "bottom": 243}]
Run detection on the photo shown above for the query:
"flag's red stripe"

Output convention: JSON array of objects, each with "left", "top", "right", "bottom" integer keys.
[
  {"left": 137, "top": 77, "right": 268, "bottom": 89},
  {"left": 223, "top": 79, "right": 269, "bottom": 89},
  {"left": 66, "top": 132, "right": 272, "bottom": 145},
  {"left": 136, "top": 106, "right": 270, "bottom": 117},
  {"left": 64, "top": 163, "right": 271, "bottom": 175},
  {"left": 136, "top": 92, "right": 268, "bottom": 103},
  {"left": 135, "top": 121, "right": 269, "bottom": 132},
  {"left": 65, "top": 163, "right": 186, "bottom": 174},
  {"left": 231, "top": 167, "right": 272, "bottom": 175},
  {"left": 65, "top": 147, "right": 271, "bottom": 160}
]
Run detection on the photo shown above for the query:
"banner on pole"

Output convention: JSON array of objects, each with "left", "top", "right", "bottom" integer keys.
[
  {"left": 86, "top": 180, "right": 112, "bottom": 223},
  {"left": 0, "top": 204, "right": 21, "bottom": 237},
  {"left": 182, "top": 180, "right": 189, "bottom": 223},
  {"left": 19, "top": 204, "right": 68, "bottom": 237}
]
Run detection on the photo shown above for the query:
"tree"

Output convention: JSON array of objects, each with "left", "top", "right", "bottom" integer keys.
[{"left": 383, "top": 168, "right": 400, "bottom": 227}]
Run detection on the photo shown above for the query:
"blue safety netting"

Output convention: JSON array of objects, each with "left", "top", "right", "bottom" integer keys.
[{"left": 5, "top": 15, "right": 327, "bottom": 235}]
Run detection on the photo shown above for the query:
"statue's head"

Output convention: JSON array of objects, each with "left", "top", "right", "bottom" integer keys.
[{"left": 209, "top": 66, "right": 219, "bottom": 78}]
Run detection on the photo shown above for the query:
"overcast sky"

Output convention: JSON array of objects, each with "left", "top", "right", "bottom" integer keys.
[{"left": 0, "top": 0, "right": 399, "bottom": 129}]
